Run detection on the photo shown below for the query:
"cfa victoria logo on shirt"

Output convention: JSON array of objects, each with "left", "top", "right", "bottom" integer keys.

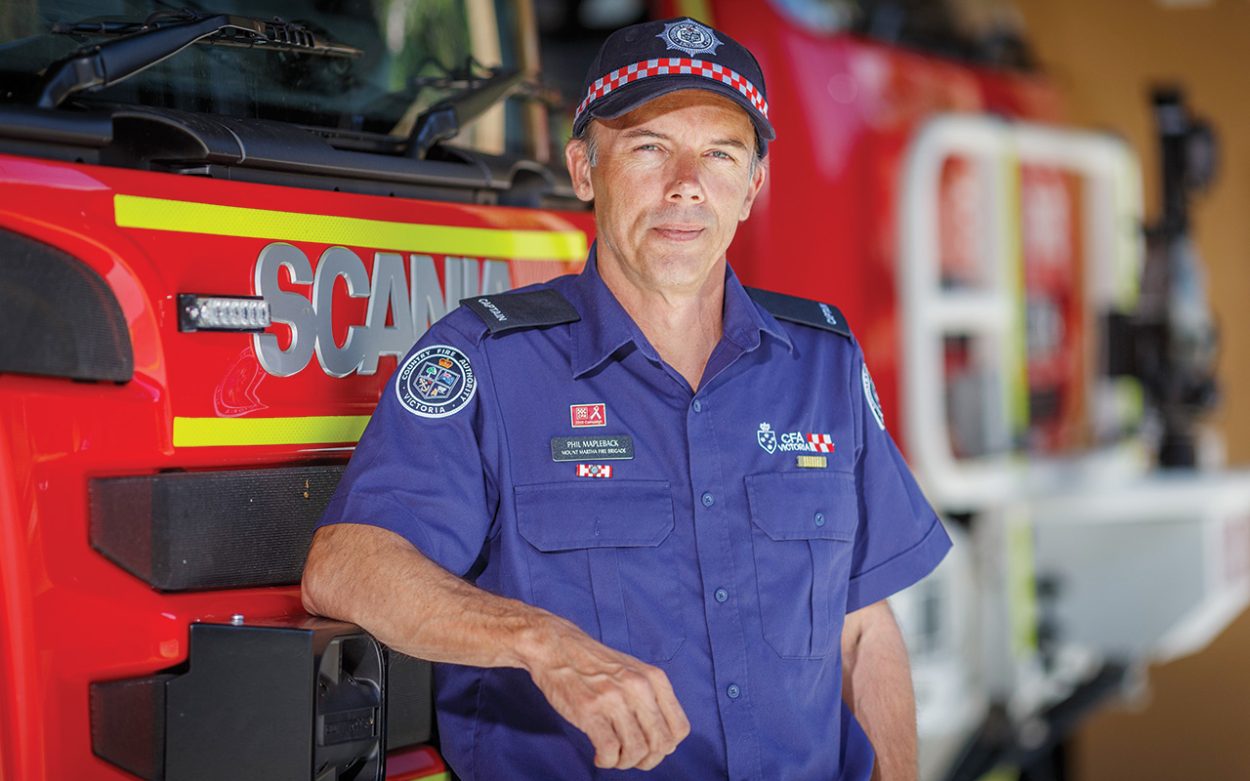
[
  {"left": 756, "top": 423, "right": 834, "bottom": 454},
  {"left": 396, "top": 344, "right": 476, "bottom": 419}
]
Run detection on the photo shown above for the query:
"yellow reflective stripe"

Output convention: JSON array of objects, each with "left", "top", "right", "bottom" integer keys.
[
  {"left": 114, "top": 194, "right": 588, "bottom": 261},
  {"left": 173, "top": 415, "right": 369, "bottom": 447}
]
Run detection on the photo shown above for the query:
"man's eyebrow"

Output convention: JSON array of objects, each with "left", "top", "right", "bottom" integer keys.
[
  {"left": 620, "top": 128, "right": 751, "bottom": 152},
  {"left": 620, "top": 128, "right": 670, "bottom": 141}
]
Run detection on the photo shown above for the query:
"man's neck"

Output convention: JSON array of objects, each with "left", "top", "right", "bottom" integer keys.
[{"left": 597, "top": 253, "right": 725, "bottom": 392}]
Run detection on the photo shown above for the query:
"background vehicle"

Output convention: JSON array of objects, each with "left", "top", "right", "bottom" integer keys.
[
  {"left": 1, "top": 1, "right": 1245, "bottom": 779},
  {"left": 652, "top": 3, "right": 1248, "bottom": 780}
]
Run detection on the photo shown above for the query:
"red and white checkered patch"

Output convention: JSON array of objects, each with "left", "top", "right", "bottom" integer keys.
[
  {"left": 576, "top": 464, "right": 613, "bottom": 479},
  {"left": 574, "top": 57, "right": 769, "bottom": 128},
  {"left": 570, "top": 403, "right": 607, "bottom": 428},
  {"left": 806, "top": 433, "right": 835, "bottom": 453}
]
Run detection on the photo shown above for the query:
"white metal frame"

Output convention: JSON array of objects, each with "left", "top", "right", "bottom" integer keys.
[{"left": 898, "top": 113, "right": 1145, "bottom": 511}]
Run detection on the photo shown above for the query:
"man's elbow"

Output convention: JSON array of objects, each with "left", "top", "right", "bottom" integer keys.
[
  {"left": 300, "top": 569, "right": 324, "bottom": 617},
  {"left": 300, "top": 527, "right": 338, "bottom": 617}
]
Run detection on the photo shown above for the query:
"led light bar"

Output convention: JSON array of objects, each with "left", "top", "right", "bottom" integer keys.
[{"left": 178, "top": 294, "right": 270, "bottom": 333}]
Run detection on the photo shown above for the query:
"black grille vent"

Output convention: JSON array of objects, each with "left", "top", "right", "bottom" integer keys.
[{"left": 90, "top": 464, "right": 345, "bottom": 591}]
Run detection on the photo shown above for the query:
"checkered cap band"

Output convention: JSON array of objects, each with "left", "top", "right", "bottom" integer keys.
[{"left": 573, "top": 57, "right": 769, "bottom": 128}]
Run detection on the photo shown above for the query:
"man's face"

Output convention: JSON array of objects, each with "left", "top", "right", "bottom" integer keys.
[{"left": 565, "top": 90, "right": 767, "bottom": 295}]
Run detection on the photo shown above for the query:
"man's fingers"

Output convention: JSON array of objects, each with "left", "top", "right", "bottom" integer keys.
[
  {"left": 620, "top": 670, "right": 674, "bottom": 768},
  {"left": 646, "top": 665, "right": 692, "bottom": 743},
  {"left": 586, "top": 714, "right": 622, "bottom": 769},
  {"left": 585, "top": 685, "right": 648, "bottom": 770},
  {"left": 609, "top": 708, "right": 650, "bottom": 770},
  {"left": 583, "top": 667, "right": 684, "bottom": 770}
]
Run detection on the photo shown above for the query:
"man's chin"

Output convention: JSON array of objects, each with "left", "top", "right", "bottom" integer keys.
[{"left": 644, "top": 250, "right": 724, "bottom": 291}]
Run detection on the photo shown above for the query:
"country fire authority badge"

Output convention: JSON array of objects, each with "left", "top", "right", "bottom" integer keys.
[{"left": 396, "top": 344, "right": 476, "bottom": 419}]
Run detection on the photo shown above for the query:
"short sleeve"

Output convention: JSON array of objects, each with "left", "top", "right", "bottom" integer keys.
[
  {"left": 845, "top": 344, "right": 951, "bottom": 612},
  {"left": 317, "top": 315, "right": 499, "bottom": 577}
]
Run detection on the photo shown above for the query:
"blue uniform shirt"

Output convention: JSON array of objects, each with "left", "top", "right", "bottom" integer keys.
[{"left": 320, "top": 247, "right": 951, "bottom": 780}]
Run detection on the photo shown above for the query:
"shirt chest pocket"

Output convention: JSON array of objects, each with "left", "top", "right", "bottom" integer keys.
[
  {"left": 746, "top": 471, "right": 858, "bottom": 659},
  {"left": 515, "top": 480, "right": 684, "bottom": 663}
]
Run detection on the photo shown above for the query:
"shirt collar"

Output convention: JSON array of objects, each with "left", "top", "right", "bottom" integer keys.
[{"left": 568, "top": 243, "right": 792, "bottom": 379}]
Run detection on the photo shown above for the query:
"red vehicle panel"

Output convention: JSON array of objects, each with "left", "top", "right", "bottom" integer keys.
[{"left": 0, "top": 154, "right": 593, "bottom": 779}]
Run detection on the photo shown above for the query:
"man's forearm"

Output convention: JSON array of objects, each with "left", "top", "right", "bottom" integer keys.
[
  {"left": 301, "top": 522, "right": 690, "bottom": 770},
  {"left": 302, "top": 523, "right": 548, "bottom": 669},
  {"left": 841, "top": 600, "right": 918, "bottom": 781}
]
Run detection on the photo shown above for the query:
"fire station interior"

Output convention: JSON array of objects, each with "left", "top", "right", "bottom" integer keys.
[
  {"left": 1015, "top": 2, "right": 1250, "bottom": 779},
  {"left": 541, "top": 2, "right": 1250, "bottom": 779},
  {"left": 2, "top": 0, "right": 1250, "bottom": 780}
]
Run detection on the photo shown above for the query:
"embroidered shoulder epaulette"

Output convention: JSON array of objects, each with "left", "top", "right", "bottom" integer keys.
[
  {"left": 746, "top": 287, "right": 851, "bottom": 339},
  {"left": 460, "top": 288, "right": 581, "bottom": 335}
]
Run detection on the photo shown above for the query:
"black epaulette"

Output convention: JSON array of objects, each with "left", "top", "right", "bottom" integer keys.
[
  {"left": 460, "top": 288, "right": 581, "bottom": 335},
  {"left": 746, "top": 287, "right": 851, "bottom": 339}
]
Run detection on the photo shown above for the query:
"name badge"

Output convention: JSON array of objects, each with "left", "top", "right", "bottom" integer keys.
[{"left": 551, "top": 435, "right": 635, "bottom": 462}]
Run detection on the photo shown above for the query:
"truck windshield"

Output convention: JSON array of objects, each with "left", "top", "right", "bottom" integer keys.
[{"left": 0, "top": 0, "right": 526, "bottom": 154}]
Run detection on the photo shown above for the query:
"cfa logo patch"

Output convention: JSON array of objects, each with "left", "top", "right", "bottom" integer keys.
[
  {"left": 862, "top": 364, "right": 886, "bottom": 430},
  {"left": 757, "top": 423, "right": 835, "bottom": 454},
  {"left": 396, "top": 344, "right": 476, "bottom": 419},
  {"left": 658, "top": 19, "right": 723, "bottom": 57}
]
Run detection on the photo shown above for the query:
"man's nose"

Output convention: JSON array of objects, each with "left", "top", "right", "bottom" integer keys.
[{"left": 666, "top": 156, "right": 704, "bottom": 203}]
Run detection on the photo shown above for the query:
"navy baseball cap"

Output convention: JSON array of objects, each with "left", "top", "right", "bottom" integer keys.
[{"left": 572, "top": 17, "right": 775, "bottom": 155}]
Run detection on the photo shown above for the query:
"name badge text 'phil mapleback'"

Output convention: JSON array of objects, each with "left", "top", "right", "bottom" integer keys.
[{"left": 550, "top": 435, "right": 635, "bottom": 462}]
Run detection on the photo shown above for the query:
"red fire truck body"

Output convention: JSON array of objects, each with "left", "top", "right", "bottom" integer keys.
[{"left": 0, "top": 155, "right": 592, "bottom": 778}]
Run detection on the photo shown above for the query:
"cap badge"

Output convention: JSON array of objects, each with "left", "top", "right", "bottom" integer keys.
[{"left": 658, "top": 20, "right": 723, "bottom": 57}]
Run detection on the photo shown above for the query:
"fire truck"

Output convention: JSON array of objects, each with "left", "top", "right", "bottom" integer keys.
[{"left": 1, "top": 1, "right": 1246, "bottom": 779}]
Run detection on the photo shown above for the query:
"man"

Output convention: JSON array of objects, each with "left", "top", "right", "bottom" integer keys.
[{"left": 303, "top": 17, "right": 950, "bottom": 780}]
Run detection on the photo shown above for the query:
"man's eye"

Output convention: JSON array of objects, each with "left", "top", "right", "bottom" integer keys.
[
  {"left": 709, "top": 150, "right": 735, "bottom": 161},
  {"left": 636, "top": 144, "right": 661, "bottom": 152}
]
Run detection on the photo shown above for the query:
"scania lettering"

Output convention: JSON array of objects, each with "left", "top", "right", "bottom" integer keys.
[{"left": 254, "top": 246, "right": 512, "bottom": 377}]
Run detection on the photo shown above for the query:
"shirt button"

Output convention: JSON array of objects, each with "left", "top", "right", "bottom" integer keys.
[
  {"left": 814, "top": 512, "right": 826, "bottom": 527},
  {"left": 692, "top": 399, "right": 703, "bottom": 413},
  {"left": 714, "top": 588, "right": 729, "bottom": 603},
  {"left": 701, "top": 492, "right": 715, "bottom": 507},
  {"left": 727, "top": 684, "right": 741, "bottom": 699}
]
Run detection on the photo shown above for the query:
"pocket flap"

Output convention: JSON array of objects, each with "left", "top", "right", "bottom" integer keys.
[
  {"left": 516, "top": 480, "right": 674, "bottom": 551},
  {"left": 745, "top": 471, "right": 857, "bottom": 542}
]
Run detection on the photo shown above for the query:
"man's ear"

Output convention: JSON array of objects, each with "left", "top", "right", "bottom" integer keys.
[
  {"left": 565, "top": 138, "right": 596, "bottom": 203},
  {"left": 739, "top": 155, "right": 768, "bottom": 222}
]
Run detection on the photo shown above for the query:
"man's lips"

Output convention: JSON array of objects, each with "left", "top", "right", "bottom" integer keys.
[{"left": 651, "top": 225, "right": 705, "bottom": 241}]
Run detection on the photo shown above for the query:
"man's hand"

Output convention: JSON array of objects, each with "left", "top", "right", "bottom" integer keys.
[{"left": 522, "top": 614, "right": 691, "bottom": 770}]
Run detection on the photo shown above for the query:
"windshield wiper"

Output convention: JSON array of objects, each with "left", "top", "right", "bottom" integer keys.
[
  {"left": 38, "top": 11, "right": 360, "bottom": 109},
  {"left": 406, "top": 67, "right": 525, "bottom": 159}
]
